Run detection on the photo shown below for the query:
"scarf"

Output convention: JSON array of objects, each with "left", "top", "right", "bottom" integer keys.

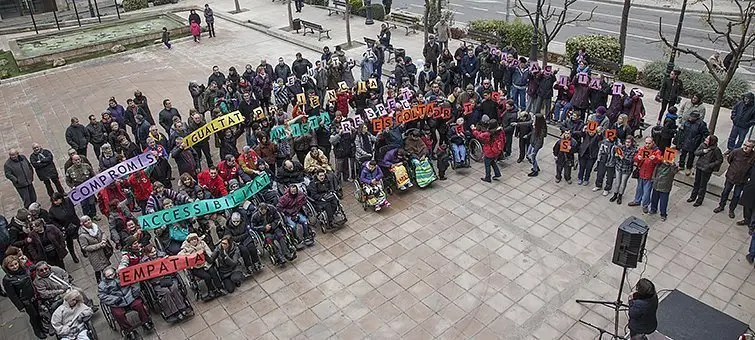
[{"left": 86, "top": 224, "right": 99, "bottom": 237}]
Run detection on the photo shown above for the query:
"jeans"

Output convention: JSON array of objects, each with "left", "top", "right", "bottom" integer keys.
[
  {"left": 483, "top": 157, "right": 501, "bottom": 180},
  {"left": 206, "top": 22, "right": 215, "bottom": 37},
  {"left": 509, "top": 86, "right": 527, "bottom": 110},
  {"left": 632, "top": 178, "right": 653, "bottom": 207},
  {"left": 555, "top": 158, "right": 572, "bottom": 181},
  {"left": 748, "top": 232, "right": 755, "bottom": 258},
  {"left": 264, "top": 227, "right": 292, "bottom": 259},
  {"left": 612, "top": 170, "right": 632, "bottom": 195},
  {"left": 595, "top": 162, "right": 615, "bottom": 189},
  {"left": 718, "top": 180, "right": 744, "bottom": 211},
  {"left": 650, "top": 189, "right": 670, "bottom": 216},
  {"left": 728, "top": 125, "right": 750, "bottom": 151},
  {"left": 526, "top": 145, "right": 541, "bottom": 172},
  {"left": 552, "top": 101, "right": 572, "bottom": 122},
  {"left": 284, "top": 213, "right": 311, "bottom": 238},
  {"left": 295, "top": 0, "right": 303, "bottom": 11},
  {"left": 678, "top": 150, "right": 695, "bottom": 170},
  {"left": 81, "top": 196, "right": 97, "bottom": 218},
  {"left": 690, "top": 170, "right": 712, "bottom": 202},
  {"left": 452, "top": 143, "right": 466, "bottom": 163},
  {"left": 577, "top": 157, "right": 596, "bottom": 182}
]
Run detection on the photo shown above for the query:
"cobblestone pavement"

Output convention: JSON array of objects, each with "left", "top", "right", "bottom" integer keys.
[{"left": 0, "top": 7, "right": 754, "bottom": 340}]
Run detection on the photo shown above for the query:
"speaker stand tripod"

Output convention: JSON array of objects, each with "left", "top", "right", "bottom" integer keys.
[{"left": 575, "top": 266, "right": 631, "bottom": 339}]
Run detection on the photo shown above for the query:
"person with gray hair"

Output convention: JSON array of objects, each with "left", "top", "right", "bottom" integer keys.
[
  {"left": 98, "top": 267, "right": 153, "bottom": 335},
  {"left": 78, "top": 215, "right": 113, "bottom": 283},
  {"left": 4, "top": 148, "right": 37, "bottom": 208},
  {"left": 51, "top": 289, "right": 93, "bottom": 340}
]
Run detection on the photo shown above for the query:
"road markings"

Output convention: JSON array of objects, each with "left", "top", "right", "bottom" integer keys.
[{"left": 470, "top": 6, "right": 489, "bottom": 11}]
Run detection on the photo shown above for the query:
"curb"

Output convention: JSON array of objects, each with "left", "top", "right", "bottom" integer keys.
[{"left": 598, "top": 0, "right": 740, "bottom": 16}]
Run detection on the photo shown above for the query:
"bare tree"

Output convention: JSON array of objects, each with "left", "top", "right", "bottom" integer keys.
[
  {"left": 658, "top": 0, "right": 755, "bottom": 133},
  {"left": 618, "top": 0, "right": 631, "bottom": 63},
  {"left": 514, "top": 0, "right": 595, "bottom": 67}
]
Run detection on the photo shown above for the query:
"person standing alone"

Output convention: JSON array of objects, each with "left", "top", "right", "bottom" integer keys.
[
  {"left": 204, "top": 4, "right": 215, "bottom": 38},
  {"left": 4, "top": 149, "right": 36, "bottom": 208}
]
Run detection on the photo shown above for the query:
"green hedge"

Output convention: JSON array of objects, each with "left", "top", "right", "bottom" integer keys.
[
  {"left": 617, "top": 65, "right": 638, "bottom": 83},
  {"left": 123, "top": 0, "right": 148, "bottom": 11},
  {"left": 467, "top": 19, "right": 537, "bottom": 54},
  {"left": 565, "top": 35, "right": 621, "bottom": 67},
  {"left": 152, "top": 0, "right": 175, "bottom": 5},
  {"left": 304, "top": 0, "right": 328, "bottom": 5},
  {"left": 358, "top": 4, "right": 385, "bottom": 21},
  {"left": 640, "top": 60, "right": 751, "bottom": 108}
]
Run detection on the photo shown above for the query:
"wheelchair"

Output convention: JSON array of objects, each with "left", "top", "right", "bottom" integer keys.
[
  {"left": 53, "top": 318, "right": 99, "bottom": 340},
  {"left": 405, "top": 156, "right": 437, "bottom": 188},
  {"left": 141, "top": 274, "right": 195, "bottom": 323},
  {"left": 467, "top": 136, "right": 483, "bottom": 163},
  {"left": 100, "top": 300, "right": 152, "bottom": 340},
  {"left": 307, "top": 193, "right": 347, "bottom": 233},
  {"left": 39, "top": 294, "right": 99, "bottom": 340},
  {"left": 249, "top": 213, "right": 299, "bottom": 266},
  {"left": 447, "top": 142, "right": 471, "bottom": 170}
]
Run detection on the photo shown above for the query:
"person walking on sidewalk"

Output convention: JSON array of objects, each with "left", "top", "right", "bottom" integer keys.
[
  {"left": 204, "top": 4, "right": 215, "bottom": 37},
  {"left": 190, "top": 20, "right": 201, "bottom": 43},
  {"left": 628, "top": 137, "right": 661, "bottom": 213},
  {"left": 295, "top": 0, "right": 304, "bottom": 12},
  {"left": 714, "top": 140, "right": 755, "bottom": 219},
  {"left": 687, "top": 135, "right": 723, "bottom": 207},
  {"left": 161, "top": 27, "right": 171, "bottom": 49}
]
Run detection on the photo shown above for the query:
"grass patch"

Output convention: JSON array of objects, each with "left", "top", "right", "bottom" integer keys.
[{"left": 0, "top": 50, "right": 21, "bottom": 79}]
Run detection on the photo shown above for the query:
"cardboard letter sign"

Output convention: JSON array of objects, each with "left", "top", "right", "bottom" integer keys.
[
  {"left": 296, "top": 93, "right": 306, "bottom": 106},
  {"left": 309, "top": 95, "right": 320, "bottom": 108},
  {"left": 326, "top": 89, "right": 337, "bottom": 102},
  {"left": 118, "top": 252, "right": 206, "bottom": 286},
  {"left": 338, "top": 81, "right": 349, "bottom": 91},
  {"left": 663, "top": 148, "right": 677, "bottom": 163},
  {"left": 463, "top": 102, "right": 474, "bottom": 115},
  {"left": 544, "top": 65, "right": 553, "bottom": 74},
  {"left": 386, "top": 98, "right": 396, "bottom": 110},
  {"left": 491, "top": 91, "right": 501, "bottom": 102},
  {"left": 454, "top": 124, "right": 464, "bottom": 135},
  {"left": 558, "top": 75, "right": 568, "bottom": 87},
  {"left": 365, "top": 108, "right": 378, "bottom": 120},
  {"left": 612, "top": 83, "right": 623, "bottom": 95},
  {"left": 401, "top": 100, "right": 411, "bottom": 110},
  {"left": 287, "top": 76, "right": 296, "bottom": 86},
  {"left": 586, "top": 120, "right": 599, "bottom": 133},
  {"left": 252, "top": 107, "right": 265, "bottom": 120},
  {"left": 559, "top": 139, "right": 571, "bottom": 152},
  {"left": 605, "top": 129, "right": 617, "bottom": 140},
  {"left": 442, "top": 108, "right": 452, "bottom": 119},
  {"left": 357, "top": 81, "right": 367, "bottom": 93},
  {"left": 589, "top": 77, "right": 602, "bottom": 90},
  {"left": 577, "top": 72, "right": 589, "bottom": 85},
  {"left": 616, "top": 147, "right": 624, "bottom": 158},
  {"left": 368, "top": 78, "right": 378, "bottom": 89},
  {"left": 641, "top": 149, "right": 651, "bottom": 159},
  {"left": 376, "top": 104, "right": 387, "bottom": 117}
]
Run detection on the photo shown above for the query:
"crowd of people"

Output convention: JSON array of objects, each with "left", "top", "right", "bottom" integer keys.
[{"left": 0, "top": 26, "right": 754, "bottom": 340}]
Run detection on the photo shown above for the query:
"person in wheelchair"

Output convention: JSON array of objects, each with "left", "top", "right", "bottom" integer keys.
[
  {"left": 178, "top": 233, "right": 225, "bottom": 301},
  {"left": 33, "top": 261, "right": 95, "bottom": 311},
  {"left": 276, "top": 159, "right": 307, "bottom": 188},
  {"left": 251, "top": 203, "right": 295, "bottom": 264},
  {"left": 218, "top": 154, "right": 252, "bottom": 184},
  {"left": 379, "top": 148, "right": 412, "bottom": 191},
  {"left": 448, "top": 117, "right": 469, "bottom": 167},
  {"left": 224, "top": 212, "right": 263, "bottom": 273},
  {"left": 250, "top": 160, "right": 281, "bottom": 205},
  {"left": 359, "top": 160, "right": 391, "bottom": 211},
  {"left": 303, "top": 146, "right": 342, "bottom": 197},
  {"left": 403, "top": 129, "right": 429, "bottom": 160},
  {"left": 140, "top": 245, "right": 191, "bottom": 323},
  {"left": 308, "top": 169, "right": 341, "bottom": 227},
  {"left": 211, "top": 236, "right": 249, "bottom": 293},
  {"left": 179, "top": 180, "right": 222, "bottom": 246},
  {"left": 277, "top": 185, "right": 315, "bottom": 248},
  {"left": 98, "top": 267, "right": 154, "bottom": 335},
  {"left": 51, "top": 290, "right": 94, "bottom": 340},
  {"left": 154, "top": 198, "right": 191, "bottom": 255}
]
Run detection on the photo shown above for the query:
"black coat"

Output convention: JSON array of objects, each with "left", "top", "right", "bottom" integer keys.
[
  {"left": 628, "top": 294, "right": 658, "bottom": 335},
  {"left": 2, "top": 270, "right": 35, "bottom": 310},
  {"left": 87, "top": 122, "right": 108, "bottom": 145},
  {"left": 4, "top": 155, "right": 34, "bottom": 188},
  {"left": 65, "top": 124, "right": 90, "bottom": 150},
  {"left": 739, "top": 164, "right": 755, "bottom": 209},
  {"left": 675, "top": 119, "right": 709, "bottom": 152},
  {"left": 29, "top": 149, "right": 59, "bottom": 180}
]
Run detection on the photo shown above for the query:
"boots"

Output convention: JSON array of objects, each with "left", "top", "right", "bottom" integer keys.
[
  {"left": 616, "top": 194, "right": 623, "bottom": 205},
  {"left": 609, "top": 193, "right": 618, "bottom": 202}
]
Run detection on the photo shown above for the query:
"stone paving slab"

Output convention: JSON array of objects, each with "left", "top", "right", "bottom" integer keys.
[{"left": 0, "top": 4, "right": 753, "bottom": 340}]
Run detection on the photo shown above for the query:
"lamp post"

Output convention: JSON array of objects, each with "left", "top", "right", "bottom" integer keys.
[
  {"left": 666, "top": 0, "right": 688, "bottom": 74},
  {"left": 364, "top": 0, "right": 374, "bottom": 25},
  {"left": 529, "top": 0, "right": 541, "bottom": 61}
]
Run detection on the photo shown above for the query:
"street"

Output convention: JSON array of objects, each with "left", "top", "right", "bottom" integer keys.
[{"left": 392, "top": 0, "right": 755, "bottom": 81}]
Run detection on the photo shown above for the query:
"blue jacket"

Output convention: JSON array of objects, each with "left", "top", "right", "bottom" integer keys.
[
  {"left": 511, "top": 67, "right": 530, "bottom": 87},
  {"left": 731, "top": 92, "right": 755, "bottom": 128},
  {"left": 360, "top": 163, "right": 384, "bottom": 184},
  {"left": 460, "top": 55, "right": 479, "bottom": 78}
]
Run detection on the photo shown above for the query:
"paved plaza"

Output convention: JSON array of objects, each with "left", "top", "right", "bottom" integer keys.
[{"left": 0, "top": 2, "right": 754, "bottom": 339}]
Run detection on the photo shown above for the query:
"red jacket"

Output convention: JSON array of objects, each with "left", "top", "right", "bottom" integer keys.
[
  {"left": 197, "top": 169, "right": 228, "bottom": 197},
  {"left": 336, "top": 91, "right": 352, "bottom": 115},
  {"left": 633, "top": 146, "right": 661, "bottom": 180},
  {"left": 237, "top": 150, "right": 259, "bottom": 174},
  {"left": 97, "top": 183, "right": 126, "bottom": 216},
  {"left": 473, "top": 128, "right": 505, "bottom": 159},
  {"left": 127, "top": 171, "right": 153, "bottom": 201},
  {"left": 217, "top": 161, "right": 241, "bottom": 183}
]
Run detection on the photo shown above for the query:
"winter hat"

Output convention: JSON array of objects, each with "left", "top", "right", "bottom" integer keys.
[
  {"left": 465, "top": 84, "right": 474, "bottom": 91},
  {"left": 28, "top": 202, "right": 41, "bottom": 212},
  {"left": 16, "top": 208, "right": 29, "bottom": 221},
  {"left": 481, "top": 115, "right": 490, "bottom": 123},
  {"left": 596, "top": 106, "right": 607, "bottom": 115},
  {"left": 227, "top": 179, "right": 240, "bottom": 190}
]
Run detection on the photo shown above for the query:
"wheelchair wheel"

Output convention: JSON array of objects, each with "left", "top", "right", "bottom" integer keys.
[
  {"left": 469, "top": 139, "right": 483, "bottom": 162},
  {"left": 101, "top": 303, "right": 117, "bottom": 331},
  {"left": 85, "top": 318, "right": 99, "bottom": 340},
  {"left": 184, "top": 271, "right": 202, "bottom": 301},
  {"left": 353, "top": 181, "right": 364, "bottom": 203},
  {"left": 448, "top": 148, "right": 457, "bottom": 170},
  {"left": 176, "top": 275, "right": 196, "bottom": 317},
  {"left": 249, "top": 230, "right": 265, "bottom": 261},
  {"left": 141, "top": 283, "right": 161, "bottom": 315}
]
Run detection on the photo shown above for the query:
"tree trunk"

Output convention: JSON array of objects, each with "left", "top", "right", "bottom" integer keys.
[
  {"left": 234, "top": 0, "right": 241, "bottom": 13},
  {"left": 541, "top": 44, "right": 549, "bottom": 68},
  {"left": 424, "top": 0, "right": 430, "bottom": 44},
  {"left": 618, "top": 0, "right": 631, "bottom": 64},
  {"left": 709, "top": 74, "right": 733, "bottom": 133},
  {"left": 346, "top": 2, "right": 352, "bottom": 47}
]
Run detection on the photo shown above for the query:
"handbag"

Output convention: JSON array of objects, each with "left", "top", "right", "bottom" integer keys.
[
  {"left": 654, "top": 94, "right": 662, "bottom": 103},
  {"left": 102, "top": 240, "right": 114, "bottom": 258},
  {"left": 631, "top": 167, "right": 640, "bottom": 179}
]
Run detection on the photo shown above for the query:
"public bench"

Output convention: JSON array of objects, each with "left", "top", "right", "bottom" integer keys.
[
  {"left": 301, "top": 20, "right": 331, "bottom": 41},
  {"left": 385, "top": 11, "right": 421, "bottom": 35}
]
